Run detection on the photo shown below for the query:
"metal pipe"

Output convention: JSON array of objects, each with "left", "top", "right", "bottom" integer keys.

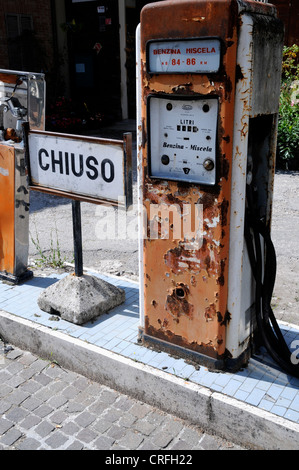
[{"left": 72, "top": 200, "right": 83, "bottom": 277}]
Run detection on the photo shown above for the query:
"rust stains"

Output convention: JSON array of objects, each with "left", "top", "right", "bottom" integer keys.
[
  {"left": 222, "top": 135, "right": 230, "bottom": 143},
  {"left": 235, "top": 63, "right": 244, "bottom": 83},
  {"left": 171, "top": 83, "right": 193, "bottom": 94},
  {"left": 217, "top": 310, "right": 232, "bottom": 326},
  {"left": 157, "top": 317, "right": 169, "bottom": 328},
  {"left": 220, "top": 198, "right": 229, "bottom": 226},
  {"left": 164, "top": 246, "right": 201, "bottom": 275},
  {"left": 164, "top": 237, "right": 223, "bottom": 279},
  {"left": 145, "top": 75, "right": 214, "bottom": 96},
  {"left": 204, "top": 303, "right": 217, "bottom": 322},
  {"left": 144, "top": 317, "right": 224, "bottom": 360},
  {"left": 165, "top": 289, "right": 194, "bottom": 323},
  {"left": 181, "top": 16, "right": 206, "bottom": 23},
  {"left": 217, "top": 259, "right": 226, "bottom": 286},
  {"left": 220, "top": 156, "right": 230, "bottom": 181},
  {"left": 197, "top": 192, "right": 216, "bottom": 209},
  {"left": 163, "top": 192, "right": 186, "bottom": 211},
  {"left": 143, "top": 183, "right": 187, "bottom": 210},
  {"left": 141, "top": 118, "right": 147, "bottom": 148}
]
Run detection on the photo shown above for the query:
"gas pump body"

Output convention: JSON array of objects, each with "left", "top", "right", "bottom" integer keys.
[
  {"left": 0, "top": 70, "right": 45, "bottom": 283},
  {"left": 137, "top": 0, "right": 284, "bottom": 370}
]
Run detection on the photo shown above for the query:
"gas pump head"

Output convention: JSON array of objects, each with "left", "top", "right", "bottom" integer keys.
[
  {"left": 0, "top": 70, "right": 45, "bottom": 283},
  {"left": 137, "top": 0, "right": 289, "bottom": 373},
  {"left": 0, "top": 70, "right": 45, "bottom": 140},
  {"left": 0, "top": 96, "right": 28, "bottom": 136}
]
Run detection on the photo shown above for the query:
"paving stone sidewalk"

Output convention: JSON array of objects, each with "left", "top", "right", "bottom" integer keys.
[{"left": 0, "top": 340, "right": 244, "bottom": 451}]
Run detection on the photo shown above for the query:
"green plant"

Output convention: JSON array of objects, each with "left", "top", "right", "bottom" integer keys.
[
  {"left": 30, "top": 221, "right": 69, "bottom": 269},
  {"left": 281, "top": 44, "right": 299, "bottom": 82},
  {"left": 30, "top": 222, "right": 47, "bottom": 266},
  {"left": 277, "top": 45, "right": 299, "bottom": 169},
  {"left": 277, "top": 83, "right": 299, "bottom": 164},
  {"left": 47, "top": 227, "right": 68, "bottom": 268}
]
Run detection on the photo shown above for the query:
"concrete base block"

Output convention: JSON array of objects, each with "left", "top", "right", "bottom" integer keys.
[{"left": 37, "top": 273, "right": 125, "bottom": 324}]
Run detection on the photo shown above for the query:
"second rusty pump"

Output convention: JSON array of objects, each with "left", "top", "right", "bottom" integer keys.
[{"left": 0, "top": 70, "right": 45, "bottom": 283}]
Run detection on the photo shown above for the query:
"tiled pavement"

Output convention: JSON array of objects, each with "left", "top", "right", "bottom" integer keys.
[
  {"left": 0, "top": 341, "right": 243, "bottom": 450},
  {"left": 0, "top": 269, "right": 299, "bottom": 450}
]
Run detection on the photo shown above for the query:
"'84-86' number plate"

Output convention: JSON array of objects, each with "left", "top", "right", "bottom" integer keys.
[{"left": 147, "top": 37, "right": 221, "bottom": 74}]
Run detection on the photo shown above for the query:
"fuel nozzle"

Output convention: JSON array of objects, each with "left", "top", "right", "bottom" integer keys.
[
  {"left": 0, "top": 96, "right": 27, "bottom": 142},
  {"left": 6, "top": 96, "right": 27, "bottom": 137}
]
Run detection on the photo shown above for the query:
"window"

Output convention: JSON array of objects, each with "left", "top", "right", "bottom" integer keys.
[{"left": 5, "top": 14, "right": 34, "bottom": 70}]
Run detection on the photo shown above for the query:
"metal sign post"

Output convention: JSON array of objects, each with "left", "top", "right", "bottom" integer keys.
[{"left": 72, "top": 200, "right": 83, "bottom": 277}]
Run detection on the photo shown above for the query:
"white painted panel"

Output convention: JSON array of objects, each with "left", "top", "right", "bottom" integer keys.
[
  {"left": 28, "top": 132, "right": 125, "bottom": 203},
  {"left": 226, "top": 15, "right": 254, "bottom": 358}
]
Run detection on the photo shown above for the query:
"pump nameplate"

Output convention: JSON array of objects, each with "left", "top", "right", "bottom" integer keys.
[
  {"left": 147, "top": 38, "right": 221, "bottom": 74},
  {"left": 148, "top": 95, "right": 218, "bottom": 185}
]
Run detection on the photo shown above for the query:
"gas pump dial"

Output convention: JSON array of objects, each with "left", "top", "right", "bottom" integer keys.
[{"left": 148, "top": 95, "right": 218, "bottom": 185}]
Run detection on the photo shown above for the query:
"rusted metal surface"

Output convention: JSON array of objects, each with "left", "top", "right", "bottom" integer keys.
[
  {"left": 0, "top": 73, "right": 20, "bottom": 85},
  {"left": 0, "top": 143, "right": 31, "bottom": 281},
  {"left": 0, "top": 144, "right": 16, "bottom": 274},
  {"left": 140, "top": 0, "right": 238, "bottom": 360},
  {"left": 139, "top": 0, "right": 278, "bottom": 362}
]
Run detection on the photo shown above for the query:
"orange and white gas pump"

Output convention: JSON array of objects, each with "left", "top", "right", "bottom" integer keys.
[
  {"left": 137, "top": 0, "right": 288, "bottom": 372},
  {"left": 0, "top": 70, "right": 45, "bottom": 283}
]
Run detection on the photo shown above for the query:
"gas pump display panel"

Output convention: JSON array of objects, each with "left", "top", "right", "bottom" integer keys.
[
  {"left": 148, "top": 95, "right": 218, "bottom": 185},
  {"left": 147, "top": 38, "right": 221, "bottom": 74}
]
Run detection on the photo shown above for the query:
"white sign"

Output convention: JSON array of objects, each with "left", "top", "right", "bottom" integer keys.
[
  {"left": 28, "top": 130, "right": 131, "bottom": 206},
  {"left": 148, "top": 95, "right": 218, "bottom": 185},
  {"left": 147, "top": 38, "right": 221, "bottom": 74}
]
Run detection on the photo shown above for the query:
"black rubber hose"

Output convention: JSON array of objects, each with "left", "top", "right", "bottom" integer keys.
[{"left": 245, "top": 185, "right": 299, "bottom": 377}]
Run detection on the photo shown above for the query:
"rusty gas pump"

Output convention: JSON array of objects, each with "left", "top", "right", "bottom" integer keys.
[
  {"left": 0, "top": 70, "right": 45, "bottom": 283},
  {"left": 136, "top": 0, "right": 291, "bottom": 373}
]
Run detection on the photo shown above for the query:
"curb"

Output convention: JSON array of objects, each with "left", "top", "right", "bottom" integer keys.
[{"left": 1, "top": 309, "right": 299, "bottom": 450}]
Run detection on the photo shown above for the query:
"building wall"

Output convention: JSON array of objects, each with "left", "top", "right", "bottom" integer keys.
[
  {"left": 270, "top": 0, "right": 299, "bottom": 46},
  {"left": 0, "top": 0, "right": 55, "bottom": 72}
]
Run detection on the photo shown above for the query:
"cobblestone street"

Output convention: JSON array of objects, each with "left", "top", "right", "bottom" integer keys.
[{"left": 0, "top": 341, "right": 244, "bottom": 451}]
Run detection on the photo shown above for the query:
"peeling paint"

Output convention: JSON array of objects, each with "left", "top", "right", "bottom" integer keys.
[
  {"left": 205, "top": 303, "right": 217, "bottom": 321},
  {"left": 165, "top": 283, "right": 194, "bottom": 322},
  {"left": 182, "top": 16, "right": 206, "bottom": 22},
  {"left": 0, "top": 167, "right": 9, "bottom": 176},
  {"left": 139, "top": 0, "right": 239, "bottom": 361}
]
